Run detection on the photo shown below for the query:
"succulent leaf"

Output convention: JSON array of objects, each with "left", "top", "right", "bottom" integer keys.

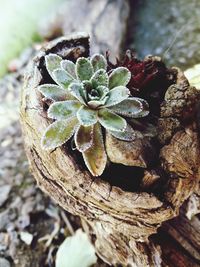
[
  {"left": 48, "top": 100, "right": 81, "bottom": 120},
  {"left": 74, "top": 125, "right": 94, "bottom": 152},
  {"left": 77, "top": 105, "right": 98, "bottom": 126},
  {"left": 109, "top": 67, "right": 131, "bottom": 89},
  {"left": 68, "top": 82, "right": 86, "bottom": 104},
  {"left": 86, "top": 85, "right": 109, "bottom": 108},
  {"left": 41, "top": 117, "right": 78, "bottom": 150},
  {"left": 52, "top": 69, "right": 74, "bottom": 89},
  {"left": 98, "top": 109, "right": 127, "bottom": 132},
  {"left": 82, "top": 123, "right": 107, "bottom": 176},
  {"left": 91, "top": 69, "right": 109, "bottom": 88},
  {"left": 45, "top": 54, "right": 62, "bottom": 79},
  {"left": 87, "top": 85, "right": 109, "bottom": 101},
  {"left": 87, "top": 99, "right": 108, "bottom": 109},
  {"left": 104, "top": 86, "right": 130, "bottom": 107},
  {"left": 97, "top": 85, "right": 110, "bottom": 98},
  {"left": 110, "top": 97, "right": 149, "bottom": 118},
  {"left": 90, "top": 54, "right": 107, "bottom": 72},
  {"left": 109, "top": 124, "right": 139, "bottom": 141},
  {"left": 61, "top": 60, "right": 76, "bottom": 79},
  {"left": 38, "top": 84, "right": 73, "bottom": 101},
  {"left": 76, "top": 57, "right": 94, "bottom": 81}
]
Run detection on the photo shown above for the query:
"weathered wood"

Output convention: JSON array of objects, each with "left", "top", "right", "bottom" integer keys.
[
  {"left": 164, "top": 209, "right": 200, "bottom": 262},
  {"left": 186, "top": 184, "right": 200, "bottom": 219},
  {"left": 20, "top": 33, "right": 200, "bottom": 266}
]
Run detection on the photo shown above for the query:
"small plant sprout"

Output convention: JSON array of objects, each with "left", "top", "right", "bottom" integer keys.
[{"left": 38, "top": 53, "right": 149, "bottom": 176}]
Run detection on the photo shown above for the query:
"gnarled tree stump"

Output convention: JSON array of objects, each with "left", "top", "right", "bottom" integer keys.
[{"left": 20, "top": 33, "right": 200, "bottom": 266}]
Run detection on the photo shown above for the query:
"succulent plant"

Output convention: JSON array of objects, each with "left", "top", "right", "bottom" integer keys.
[{"left": 38, "top": 53, "right": 149, "bottom": 176}]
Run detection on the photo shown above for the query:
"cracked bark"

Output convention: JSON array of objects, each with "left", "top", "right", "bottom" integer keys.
[{"left": 20, "top": 1, "right": 200, "bottom": 266}]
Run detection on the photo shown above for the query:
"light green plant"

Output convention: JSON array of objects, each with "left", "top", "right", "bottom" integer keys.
[
  {"left": 38, "top": 53, "right": 149, "bottom": 176},
  {"left": 0, "top": 0, "right": 62, "bottom": 77}
]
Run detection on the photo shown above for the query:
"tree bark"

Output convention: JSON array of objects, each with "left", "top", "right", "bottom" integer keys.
[
  {"left": 20, "top": 1, "right": 200, "bottom": 266},
  {"left": 20, "top": 34, "right": 200, "bottom": 267}
]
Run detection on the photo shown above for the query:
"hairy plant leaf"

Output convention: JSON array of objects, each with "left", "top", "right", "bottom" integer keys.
[
  {"left": 110, "top": 97, "right": 149, "bottom": 118},
  {"left": 77, "top": 106, "right": 97, "bottom": 126},
  {"left": 68, "top": 82, "right": 86, "bottom": 104},
  {"left": 52, "top": 68, "right": 74, "bottom": 89},
  {"left": 83, "top": 123, "right": 107, "bottom": 176},
  {"left": 98, "top": 109, "right": 127, "bottom": 132},
  {"left": 76, "top": 57, "right": 94, "bottom": 81},
  {"left": 87, "top": 85, "right": 109, "bottom": 101},
  {"left": 56, "top": 229, "right": 97, "bottom": 267},
  {"left": 97, "top": 85, "right": 110, "bottom": 97},
  {"left": 91, "top": 69, "right": 109, "bottom": 88},
  {"left": 90, "top": 54, "right": 107, "bottom": 72},
  {"left": 109, "top": 67, "right": 131, "bottom": 89},
  {"left": 109, "top": 124, "right": 139, "bottom": 141},
  {"left": 38, "top": 84, "right": 73, "bottom": 101},
  {"left": 61, "top": 60, "right": 76, "bottom": 78},
  {"left": 41, "top": 117, "right": 78, "bottom": 150},
  {"left": 45, "top": 54, "right": 62, "bottom": 79},
  {"left": 48, "top": 100, "right": 81, "bottom": 120},
  {"left": 74, "top": 125, "right": 94, "bottom": 152},
  {"left": 87, "top": 98, "right": 108, "bottom": 109},
  {"left": 104, "top": 86, "right": 130, "bottom": 107}
]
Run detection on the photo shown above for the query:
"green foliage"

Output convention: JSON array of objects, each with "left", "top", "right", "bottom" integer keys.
[
  {"left": 38, "top": 53, "right": 149, "bottom": 176},
  {"left": 0, "top": 0, "right": 62, "bottom": 77}
]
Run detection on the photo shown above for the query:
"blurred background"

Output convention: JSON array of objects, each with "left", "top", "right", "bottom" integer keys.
[{"left": 0, "top": 1, "right": 200, "bottom": 266}]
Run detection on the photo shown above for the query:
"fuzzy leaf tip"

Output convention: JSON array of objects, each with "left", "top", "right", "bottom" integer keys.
[
  {"left": 76, "top": 57, "right": 94, "bottom": 81},
  {"left": 109, "top": 67, "right": 131, "bottom": 89},
  {"left": 90, "top": 54, "right": 107, "bottom": 72}
]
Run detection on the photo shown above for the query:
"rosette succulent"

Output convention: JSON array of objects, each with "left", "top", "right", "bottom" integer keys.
[{"left": 38, "top": 53, "right": 149, "bottom": 176}]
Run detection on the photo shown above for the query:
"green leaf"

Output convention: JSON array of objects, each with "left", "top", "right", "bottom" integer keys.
[
  {"left": 90, "top": 54, "right": 107, "bottom": 72},
  {"left": 108, "top": 67, "right": 131, "bottom": 89},
  {"left": 97, "top": 85, "right": 109, "bottom": 98},
  {"left": 87, "top": 85, "right": 109, "bottom": 101},
  {"left": 45, "top": 54, "right": 62, "bottom": 79},
  {"left": 77, "top": 106, "right": 97, "bottom": 126},
  {"left": 68, "top": 82, "right": 86, "bottom": 104},
  {"left": 91, "top": 69, "right": 109, "bottom": 88},
  {"left": 61, "top": 60, "right": 76, "bottom": 78},
  {"left": 104, "top": 86, "right": 130, "bottom": 107},
  {"left": 56, "top": 229, "right": 97, "bottom": 267},
  {"left": 74, "top": 125, "right": 93, "bottom": 152},
  {"left": 52, "top": 68, "right": 74, "bottom": 89},
  {"left": 109, "top": 124, "right": 139, "bottom": 141},
  {"left": 38, "top": 84, "right": 73, "bottom": 101},
  {"left": 48, "top": 100, "right": 81, "bottom": 120},
  {"left": 76, "top": 57, "right": 94, "bottom": 81},
  {"left": 110, "top": 97, "right": 149, "bottom": 118},
  {"left": 41, "top": 117, "right": 78, "bottom": 150},
  {"left": 82, "top": 123, "right": 107, "bottom": 176},
  {"left": 98, "top": 109, "right": 127, "bottom": 132},
  {"left": 87, "top": 98, "right": 108, "bottom": 109}
]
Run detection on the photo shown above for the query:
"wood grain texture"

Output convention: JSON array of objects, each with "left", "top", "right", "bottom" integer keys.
[
  {"left": 20, "top": 34, "right": 200, "bottom": 266},
  {"left": 20, "top": 3, "right": 200, "bottom": 265}
]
